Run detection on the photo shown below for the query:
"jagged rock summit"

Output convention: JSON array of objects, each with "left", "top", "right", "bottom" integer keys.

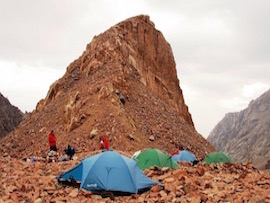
[
  {"left": 0, "top": 92, "right": 23, "bottom": 139},
  {"left": 208, "top": 89, "right": 270, "bottom": 167},
  {"left": 0, "top": 15, "right": 214, "bottom": 158}
]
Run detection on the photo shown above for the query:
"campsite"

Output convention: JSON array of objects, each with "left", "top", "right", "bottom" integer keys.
[
  {"left": 1, "top": 1, "right": 270, "bottom": 203},
  {"left": 1, "top": 148, "right": 269, "bottom": 202}
]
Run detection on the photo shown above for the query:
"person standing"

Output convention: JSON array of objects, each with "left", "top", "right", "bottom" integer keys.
[
  {"left": 48, "top": 130, "right": 57, "bottom": 151},
  {"left": 171, "top": 144, "right": 183, "bottom": 156},
  {"left": 99, "top": 135, "right": 109, "bottom": 150}
]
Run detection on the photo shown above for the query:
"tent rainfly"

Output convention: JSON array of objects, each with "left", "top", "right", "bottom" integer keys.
[
  {"left": 203, "top": 151, "right": 232, "bottom": 164},
  {"left": 134, "top": 148, "right": 178, "bottom": 170},
  {"left": 172, "top": 150, "right": 197, "bottom": 163},
  {"left": 58, "top": 150, "right": 157, "bottom": 194}
]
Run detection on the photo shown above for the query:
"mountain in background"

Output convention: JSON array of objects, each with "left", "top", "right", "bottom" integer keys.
[
  {"left": 208, "top": 89, "right": 270, "bottom": 168},
  {"left": 0, "top": 15, "right": 214, "bottom": 158},
  {"left": 0, "top": 92, "right": 23, "bottom": 139}
]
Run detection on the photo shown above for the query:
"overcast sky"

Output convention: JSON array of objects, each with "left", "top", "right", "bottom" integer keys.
[{"left": 0, "top": 0, "right": 269, "bottom": 138}]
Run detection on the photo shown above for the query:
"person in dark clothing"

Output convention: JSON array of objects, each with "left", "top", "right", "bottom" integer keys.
[{"left": 64, "top": 144, "right": 75, "bottom": 160}]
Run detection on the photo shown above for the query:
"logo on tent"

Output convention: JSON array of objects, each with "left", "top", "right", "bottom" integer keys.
[{"left": 87, "top": 183, "right": 97, "bottom": 188}]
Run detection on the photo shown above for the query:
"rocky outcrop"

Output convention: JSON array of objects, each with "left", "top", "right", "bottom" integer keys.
[
  {"left": 0, "top": 15, "right": 213, "bottom": 159},
  {"left": 0, "top": 93, "right": 23, "bottom": 139},
  {"left": 72, "top": 15, "right": 193, "bottom": 126},
  {"left": 208, "top": 89, "right": 270, "bottom": 164}
]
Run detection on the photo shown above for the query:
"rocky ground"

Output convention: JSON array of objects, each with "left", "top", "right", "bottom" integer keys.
[{"left": 1, "top": 152, "right": 269, "bottom": 203}]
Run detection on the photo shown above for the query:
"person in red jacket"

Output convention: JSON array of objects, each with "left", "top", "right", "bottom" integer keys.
[
  {"left": 48, "top": 130, "right": 57, "bottom": 151},
  {"left": 171, "top": 144, "right": 183, "bottom": 156},
  {"left": 99, "top": 135, "right": 109, "bottom": 150}
]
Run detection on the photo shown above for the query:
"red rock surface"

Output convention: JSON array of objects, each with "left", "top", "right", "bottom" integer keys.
[
  {"left": 0, "top": 15, "right": 214, "bottom": 159},
  {"left": 1, "top": 154, "right": 269, "bottom": 203}
]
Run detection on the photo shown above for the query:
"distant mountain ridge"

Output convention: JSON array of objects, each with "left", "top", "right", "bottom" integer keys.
[
  {"left": 0, "top": 93, "right": 23, "bottom": 139},
  {"left": 208, "top": 89, "right": 270, "bottom": 165}
]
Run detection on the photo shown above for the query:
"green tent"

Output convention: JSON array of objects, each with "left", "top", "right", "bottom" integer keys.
[
  {"left": 134, "top": 148, "right": 178, "bottom": 170},
  {"left": 203, "top": 151, "right": 232, "bottom": 164}
]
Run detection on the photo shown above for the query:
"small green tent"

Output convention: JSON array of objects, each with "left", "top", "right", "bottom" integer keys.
[
  {"left": 203, "top": 151, "right": 232, "bottom": 164},
  {"left": 134, "top": 148, "right": 178, "bottom": 170}
]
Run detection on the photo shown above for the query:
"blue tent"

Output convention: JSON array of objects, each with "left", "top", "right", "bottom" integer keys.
[
  {"left": 58, "top": 151, "right": 157, "bottom": 194},
  {"left": 172, "top": 150, "right": 197, "bottom": 163}
]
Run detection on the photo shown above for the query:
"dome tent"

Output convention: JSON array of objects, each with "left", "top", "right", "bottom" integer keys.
[
  {"left": 203, "top": 151, "right": 232, "bottom": 164},
  {"left": 134, "top": 148, "right": 178, "bottom": 170},
  {"left": 172, "top": 150, "right": 197, "bottom": 163},
  {"left": 58, "top": 151, "right": 157, "bottom": 194}
]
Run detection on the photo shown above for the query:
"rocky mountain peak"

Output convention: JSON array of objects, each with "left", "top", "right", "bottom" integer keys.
[
  {"left": 1, "top": 15, "right": 213, "bottom": 159},
  {"left": 43, "top": 15, "right": 193, "bottom": 126}
]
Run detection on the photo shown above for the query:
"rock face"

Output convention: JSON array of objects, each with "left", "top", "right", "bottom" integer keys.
[
  {"left": 208, "top": 89, "right": 270, "bottom": 164},
  {"left": 0, "top": 15, "right": 214, "bottom": 158},
  {"left": 0, "top": 93, "right": 23, "bottom": 139}
]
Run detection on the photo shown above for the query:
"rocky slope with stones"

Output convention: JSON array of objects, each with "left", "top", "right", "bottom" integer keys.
[
  {"left": 1, "top": 153, "right": 269, "bottom": 203},
  {"left": 0, "top": 92, "right": 23, "bottom": 139},
  {"left": 208, "top": 89, "right": 270, "bottom": 165},
  {"left": 0, "top": 15, "right": 214, "bottom": 159}
]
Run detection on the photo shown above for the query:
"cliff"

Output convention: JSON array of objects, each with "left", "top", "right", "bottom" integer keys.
[
  {"left": 0, "top": 15, "right": 214, "bottom": 158},
  {"left": 0, "top": 92, "right": 23, "bottom": 139}
]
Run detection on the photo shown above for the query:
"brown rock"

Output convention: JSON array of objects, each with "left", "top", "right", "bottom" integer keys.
[
  {"left": 81, "top": 189, "right": 92, "bottom": 198},
  {"left": 183, "top": 184, "right": 191, "bottom": 194},
  {"left": 146, "top": 170, "right": 155, "bottom": 177},
  {"left": 189, "top": 196, "right": 201, "bottom": 203},
  {"left": 165, "top": 183, "right": 176, "bottom": 193},
  {"left": 150, "top": 185, "right": 162, "bottom": 193},
  {"left": 34, "top": 198, "right": 43, "bottom": 203},
  {"left": 248, "top": 196, "right": 265, "bottom": 203},
  {"left": 128, "top": 134, "right": 135, "bottom": 141},
  {"left": 149, "top": 135, "right": 155, "bottom": 141},
  {"left": 196, "top": 167, "right": 205, "bottom": 176},
  {"left": 89, "top": 128, "right": 98, "bottom": 139},
  {"left": 69, "top": 189, "right": 79, "bottom": 198},
  {"left": 164, "top": 177, "right": 175, "bottom": 183},
  {"left": 204, "top": 181, "right": 212, "bottom": 189},
  {"left": 160, "top": 190, "right": 167, "bottom": 198},
  {"left": 201, "top": 195, "right": 208, "bottom": 202},
  {"left": 149, "top": 192, "right": 159, "bottom": 198},
  {"left": 21, "top": 184, "right": 26, "bottom": 192},
  {"left": 158, "top": 173, "right": 172, "bottom": 181},
  {"left": 162, "top": 167, "right": 170, "bottom": 173}
]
